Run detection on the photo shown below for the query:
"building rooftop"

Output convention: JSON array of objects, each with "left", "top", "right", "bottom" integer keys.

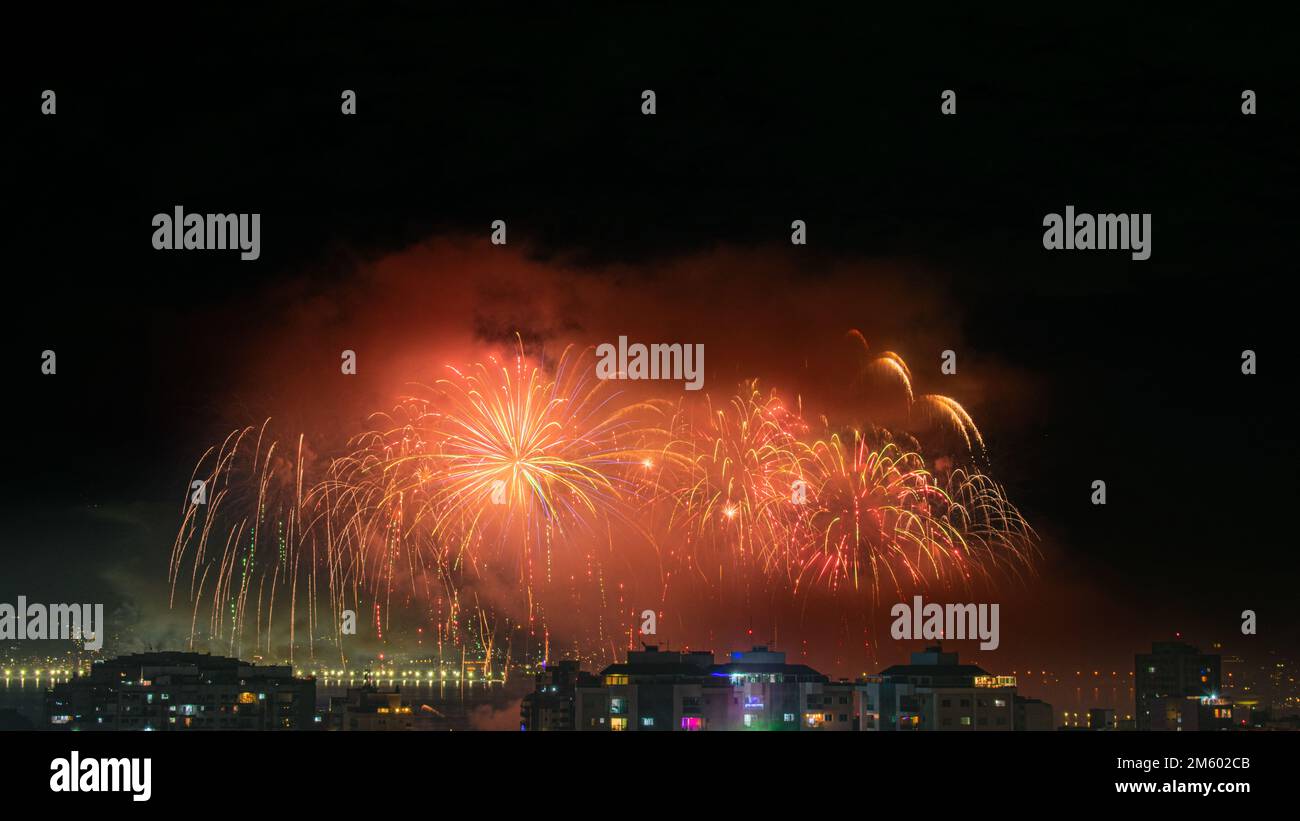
[
  {"left": 597, "top": 646, "right": 830, "bottom": 683},
  {"left": 80, "top": 651, "right": 300, "bottom": 684},
  {"left": 877, "top": 647, "right": 990, "bottom": 682},
  {"left": 710, "top": 662, "right": 827, "bottom": 681}
]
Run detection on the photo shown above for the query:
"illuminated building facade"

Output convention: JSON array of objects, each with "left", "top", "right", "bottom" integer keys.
[
  {"left": 45, "top": 651, "right": 315, "bottom": 731},
  {"left": 575, "top": 645, "right": 845, "bottom": 731},
  {"left": 1146, "top": 695, "right": 1239, "bottom": 731},
  {"left": 863, "top": 646, "right": 1024, "bottom": 731},
  {"left": 566, "top": 644, "right": 1047, "bottom": 731},
  {"left": 711, "top": 647, "right": 847, "bottom": 731},
  {"left": 575, "top": 646, "right": 722, "bottom": 731}
]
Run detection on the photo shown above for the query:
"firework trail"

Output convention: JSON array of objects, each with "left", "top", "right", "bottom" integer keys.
[
  {"left": 169, "top": 342, "right": 675, "bottom": 664},
  {"left": 660, "top": 382, "right": 808, "bottom": 580},
  {"left": 169, "top": 421, "right": 310, "bottom": 660}
]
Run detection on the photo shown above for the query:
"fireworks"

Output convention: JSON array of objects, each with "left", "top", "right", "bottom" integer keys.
[
  {"left": 169, "top": 342, "right": 674, "bottom": 664},
  {"left": 310, "top": 343, "right": 676, "bottom": 630},
  {"left": 661, "top": 382, "right": 808, "bottom": 575},
  {"left": 169, "top": 333, "right": 1037, "bottom": 665},
  {"left": 410, "top": 344, "right": 673, "bottom": 550},
  {"left": 792, "top": 432, "right": 1033, "bottom": 602},
  {"left": 658, "top": 371, "right": 1034, "bottom": 606}
]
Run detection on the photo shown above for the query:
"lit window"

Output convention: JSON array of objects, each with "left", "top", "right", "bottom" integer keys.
[
  {"left": 680, "top": 716, "right": 703, "bottom": 731},
  {"left": 641, "top": 717, "right": 654, "bottom": 727},
  {"left": 743, "top": 714, "right": 753, "bottom": 727},
  {"left": 610, "top": 717, "right": 628, "bottom": 731}
]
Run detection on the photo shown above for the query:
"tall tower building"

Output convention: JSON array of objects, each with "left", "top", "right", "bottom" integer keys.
[{"left": 1135, "top": 641, "right": 1221, "bottom": 730}]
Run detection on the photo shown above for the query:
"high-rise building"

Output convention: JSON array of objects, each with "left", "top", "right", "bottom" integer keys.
[
  {"left": 866, "top": 646, "right": 1022, "bottom": 731},
  {"left": 46, "top": 651, "right": 316, "bottom": 731},
  {"left": 711, "top": 647, "right": 843, "bottom": 731},
  {"left": 569, "top": 643, "right": 1046, "bottom": 731},
  {"left": 574, "top": 645, "right": 833, "bottom": 731},
  {"left": 520, "top": 659, "right": 598, "bottom": 731},
  {"left": 1135, "top": 641, "right": 1221, "bottom": 730},
  {"left": 575, "top": 645, "right": 726, "bottom": 731}
]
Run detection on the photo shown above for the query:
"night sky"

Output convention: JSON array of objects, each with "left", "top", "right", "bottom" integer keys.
[{"left": 6, "top": 6, "right": 1298, "bottom": 678}]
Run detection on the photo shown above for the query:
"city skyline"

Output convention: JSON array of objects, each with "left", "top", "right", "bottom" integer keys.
[
  {"left": 5, "top": 4, "right": 1296, "bottom": 730},
  {"left": 7, "top": 6, "right": 1296, "bottom": 810},
  {"left": 5, "top": 632, "right": 1297, "bottom": 732}
]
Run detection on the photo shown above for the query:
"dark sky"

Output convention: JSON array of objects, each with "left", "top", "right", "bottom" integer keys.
[{"left": 5, "top": 6, "right": 1298, "bottom": 676}]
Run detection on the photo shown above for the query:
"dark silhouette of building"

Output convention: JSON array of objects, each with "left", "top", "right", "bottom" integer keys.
[
  {"left": 0, "top": 708, "right": 35, "bottom": 730},
  {"left": 1015, "top": 696, "right": 1055, "bottom": 731},
  {"left": 1135, "top": 641, "right": 1221, "bottom": 730},
  {"left": 45, "top": 651, "right": 316, "bottom": 730},
  {"left": 520, "top": 659, "right": 598, "bottom": 730},
  {"left": 1088, "top": 707, "right": 1117, "bottom": 730},
  {"left": 328, "top": 684, "right": 442, "bottom": 730}
]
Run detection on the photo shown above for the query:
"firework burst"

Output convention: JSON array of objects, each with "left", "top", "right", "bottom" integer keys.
[
  {"left": 169, "top": 342, "right": 676, "bottom": 664},
  {"left": 661, "top": 382, "right": 807, "bottom": 575},
  {"left": 790, "top": 431, "right": 1035, "bottom": 603},
  {"left": 169, "top": 331, "right": 1037, "bottom": 664}
]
